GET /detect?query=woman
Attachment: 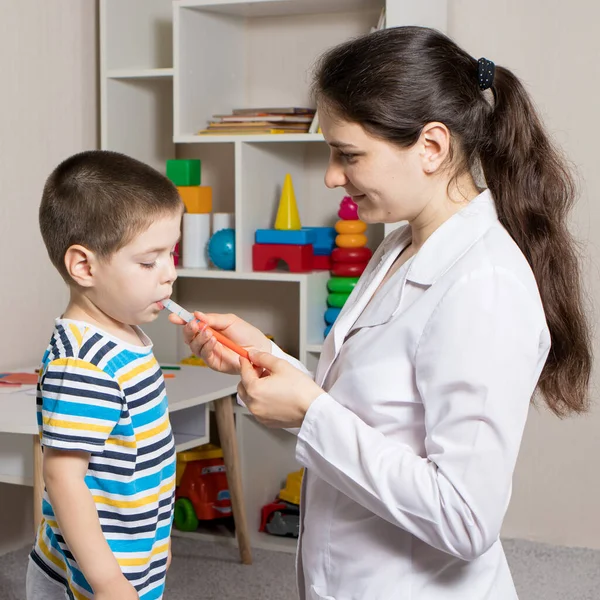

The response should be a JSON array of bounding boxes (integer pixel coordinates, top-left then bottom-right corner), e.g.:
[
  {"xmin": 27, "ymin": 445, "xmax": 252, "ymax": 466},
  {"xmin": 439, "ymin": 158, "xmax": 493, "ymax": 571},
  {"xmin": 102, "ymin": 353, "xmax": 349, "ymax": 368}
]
[{"xmin": 171, "ymin": 27, "xmax": 591, "ymax": 600}]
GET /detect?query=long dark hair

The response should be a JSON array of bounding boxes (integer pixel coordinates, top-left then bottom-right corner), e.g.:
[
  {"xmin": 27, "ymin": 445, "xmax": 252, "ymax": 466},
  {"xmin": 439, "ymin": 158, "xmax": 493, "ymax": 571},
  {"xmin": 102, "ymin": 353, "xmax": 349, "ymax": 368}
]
[{"xmin": 313, "ymin": 26, "xmax": 592, "ymax": 417}]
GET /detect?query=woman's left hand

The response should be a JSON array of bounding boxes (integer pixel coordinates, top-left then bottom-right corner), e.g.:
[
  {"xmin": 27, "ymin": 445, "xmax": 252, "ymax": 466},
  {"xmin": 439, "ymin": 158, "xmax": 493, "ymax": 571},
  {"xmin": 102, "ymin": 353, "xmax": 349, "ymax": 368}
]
[{"xmin": 238, "ymin": 350, "xmax": 324, "ymax": 429}]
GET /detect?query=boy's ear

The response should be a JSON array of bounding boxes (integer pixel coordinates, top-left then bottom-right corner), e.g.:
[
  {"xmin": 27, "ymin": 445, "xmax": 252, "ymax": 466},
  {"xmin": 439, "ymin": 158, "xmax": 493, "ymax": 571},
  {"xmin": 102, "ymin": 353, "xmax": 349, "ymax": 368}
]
[{"xmin": 64, "ymin": 245, "xmax": 97, "ymax": 288}]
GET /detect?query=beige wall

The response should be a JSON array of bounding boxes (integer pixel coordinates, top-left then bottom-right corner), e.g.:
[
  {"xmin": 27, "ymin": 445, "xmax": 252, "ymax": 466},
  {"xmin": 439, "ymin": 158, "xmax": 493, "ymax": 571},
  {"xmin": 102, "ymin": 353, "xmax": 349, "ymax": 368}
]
[
  {"xmin": 449, "ymin": 0, "xmax": 600, "ymax": 548},
  {"xmin": 0, "ymin": 0, "xmax": 598, "ymax": 557},
  {"xmin": 0, "ymin": 1, "xmax": 98, "ymax": 554}
]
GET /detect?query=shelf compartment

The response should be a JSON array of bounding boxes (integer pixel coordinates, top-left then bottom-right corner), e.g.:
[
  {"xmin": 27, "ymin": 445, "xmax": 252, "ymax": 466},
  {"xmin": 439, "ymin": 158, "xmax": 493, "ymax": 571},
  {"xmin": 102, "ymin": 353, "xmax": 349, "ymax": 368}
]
[
  {"xmin": 102, "ymin": 0, "xmax": 173, "ymax": 71},
  {"xmin": 107, "ymin": 68, "xmax": 173, "ymax": 79}
]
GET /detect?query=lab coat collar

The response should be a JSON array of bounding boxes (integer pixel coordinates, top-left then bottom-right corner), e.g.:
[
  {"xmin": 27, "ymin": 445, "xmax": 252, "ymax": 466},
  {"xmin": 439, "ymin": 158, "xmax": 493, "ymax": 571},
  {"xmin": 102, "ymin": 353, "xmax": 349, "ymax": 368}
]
[{"xmin": 406, "ymin": 189, "xmax": 498, "ymax": 286}]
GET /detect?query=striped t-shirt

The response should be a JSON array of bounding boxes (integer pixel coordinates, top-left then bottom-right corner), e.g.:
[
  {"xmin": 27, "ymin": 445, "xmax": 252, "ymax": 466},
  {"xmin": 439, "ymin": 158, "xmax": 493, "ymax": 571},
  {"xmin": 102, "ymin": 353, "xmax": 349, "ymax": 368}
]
[{"xmin": 31, "ymin": 318, "xmax": 176, "ymax": 600}]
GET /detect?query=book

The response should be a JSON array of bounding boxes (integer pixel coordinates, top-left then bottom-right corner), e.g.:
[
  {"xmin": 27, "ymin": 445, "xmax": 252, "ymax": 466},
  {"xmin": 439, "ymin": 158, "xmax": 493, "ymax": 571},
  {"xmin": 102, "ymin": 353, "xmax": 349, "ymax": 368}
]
[
  {"xmin": 216, "ymin": 115, "xmax": 314, "ymax": 123},
  {"xmin": 231, "ymin": 107, "xmax": 315, "ymax": 115},
  {"xmin": 207, "ymin": 121, "xmax": 309, "ymax": 130},
  {"xmin": 196, "ymin": 128, "xmax": 309, "ymax": 135}
]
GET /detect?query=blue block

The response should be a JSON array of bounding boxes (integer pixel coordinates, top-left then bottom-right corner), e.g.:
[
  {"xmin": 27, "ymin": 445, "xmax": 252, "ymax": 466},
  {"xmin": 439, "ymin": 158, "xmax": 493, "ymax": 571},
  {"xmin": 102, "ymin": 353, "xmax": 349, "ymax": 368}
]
[
  {"xmin": 255, "ymin": 229, "xmax": 316, "ymax": 245},
  {"xmin": 303, "ymin": 227, "xmax": 336, "ymax": 255}
]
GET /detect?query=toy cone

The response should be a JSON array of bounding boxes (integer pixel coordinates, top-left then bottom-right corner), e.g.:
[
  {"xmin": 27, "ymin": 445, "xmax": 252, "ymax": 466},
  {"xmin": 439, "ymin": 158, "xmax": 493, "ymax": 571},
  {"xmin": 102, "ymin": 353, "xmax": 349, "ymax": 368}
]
[{"xmin": 275, "ymin": 174, "xmax": 301, "ymax": 230}]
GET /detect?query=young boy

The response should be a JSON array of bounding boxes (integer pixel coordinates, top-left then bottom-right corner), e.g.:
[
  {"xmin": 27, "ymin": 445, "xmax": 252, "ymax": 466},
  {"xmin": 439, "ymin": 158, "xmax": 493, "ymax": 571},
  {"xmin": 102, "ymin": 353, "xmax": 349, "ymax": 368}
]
[{"xmin": 27, "ymin": 150, "xmax": 184, "ymax": 600}]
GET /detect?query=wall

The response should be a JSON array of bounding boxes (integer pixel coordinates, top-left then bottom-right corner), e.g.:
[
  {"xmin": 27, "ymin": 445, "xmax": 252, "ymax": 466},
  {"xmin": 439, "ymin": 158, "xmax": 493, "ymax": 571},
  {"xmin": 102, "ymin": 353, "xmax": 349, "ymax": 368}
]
[
  {"xmin": 448, "ymin": 0, "xmax": 600, "ymax": 548},
  {"xmin": 0, "ymin": 0, "xmax": 98, "ymax": 554}
]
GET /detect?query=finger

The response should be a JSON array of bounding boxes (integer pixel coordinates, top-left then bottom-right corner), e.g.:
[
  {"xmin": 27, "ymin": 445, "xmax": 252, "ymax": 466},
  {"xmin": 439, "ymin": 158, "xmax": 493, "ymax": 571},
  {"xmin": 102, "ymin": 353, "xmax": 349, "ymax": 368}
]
[
  {"xmin": 237, "ymin": 382, "xmax": 249, "ymax": 406},
  {"xmin": 193, "ymin": 312, "xmax": 236, "ymax": 332},
  {"xmin": 168, "ymin": 314, "xmax": 186, "ymax": 326},
  {"xmin": 247, "ymin": 349, "xmax": 281, "ymax": 372},
  {"xmin": 239, "ymin": 356, "xmax": 259, "ymax": 387}
]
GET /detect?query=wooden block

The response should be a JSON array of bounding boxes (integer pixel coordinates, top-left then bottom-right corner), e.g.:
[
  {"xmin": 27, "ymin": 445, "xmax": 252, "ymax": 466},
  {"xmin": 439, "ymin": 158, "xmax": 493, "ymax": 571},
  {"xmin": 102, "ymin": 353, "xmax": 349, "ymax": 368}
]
[{"xmin": 167, "ymin": 159, "xmax": 201, "ymax": 186}]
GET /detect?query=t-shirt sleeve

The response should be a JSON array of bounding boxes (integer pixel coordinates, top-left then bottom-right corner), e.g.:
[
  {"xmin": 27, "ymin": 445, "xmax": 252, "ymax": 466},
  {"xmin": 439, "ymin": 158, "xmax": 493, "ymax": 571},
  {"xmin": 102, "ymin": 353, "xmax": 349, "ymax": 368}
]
[{"xmin": 40, "ymin": 358, "xmax": 124, "ymax": 453}]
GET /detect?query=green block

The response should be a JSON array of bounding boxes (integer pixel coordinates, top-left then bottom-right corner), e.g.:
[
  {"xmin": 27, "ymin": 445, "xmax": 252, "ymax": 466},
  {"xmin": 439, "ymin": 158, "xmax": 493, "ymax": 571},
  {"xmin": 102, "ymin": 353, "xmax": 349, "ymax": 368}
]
[{"xmin": 166, "ymin": 159, "xmax": 201, "ymax": 186}]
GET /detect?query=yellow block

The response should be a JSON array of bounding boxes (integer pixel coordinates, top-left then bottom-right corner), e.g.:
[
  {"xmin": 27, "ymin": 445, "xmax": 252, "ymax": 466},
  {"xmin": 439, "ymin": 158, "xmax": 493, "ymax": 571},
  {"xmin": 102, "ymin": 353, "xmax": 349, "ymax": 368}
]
[
  {"xmin": 178, "ymin": 186, "xmax": 212, "ymax": 214},
  {"xmin": 336, "ymin": 233, "xmax": 368, "ymax": 248},
  {"xmin": 335, "ymin": 219, "xmax": 367, "ymax": 234}
]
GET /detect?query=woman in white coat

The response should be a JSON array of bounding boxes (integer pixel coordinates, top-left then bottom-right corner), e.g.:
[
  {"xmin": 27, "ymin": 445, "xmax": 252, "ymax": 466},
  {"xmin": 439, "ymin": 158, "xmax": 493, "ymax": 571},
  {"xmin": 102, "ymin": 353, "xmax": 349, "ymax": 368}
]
[{"xmin": 171, "ymin": 27, "xmax": 592, "ymax": 600}]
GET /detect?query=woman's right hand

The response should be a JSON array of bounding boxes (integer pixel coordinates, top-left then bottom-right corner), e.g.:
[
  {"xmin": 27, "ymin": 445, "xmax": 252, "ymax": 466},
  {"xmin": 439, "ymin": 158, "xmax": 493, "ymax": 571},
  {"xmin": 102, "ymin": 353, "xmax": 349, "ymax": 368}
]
[{"xmin": 169, "ymin": 312, "xmax": 271, "ymax": 375}]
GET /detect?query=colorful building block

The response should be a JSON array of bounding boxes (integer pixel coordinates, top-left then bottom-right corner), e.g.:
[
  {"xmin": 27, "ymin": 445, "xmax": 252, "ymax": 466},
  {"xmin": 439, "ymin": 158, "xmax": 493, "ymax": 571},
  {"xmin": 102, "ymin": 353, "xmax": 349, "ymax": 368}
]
[
  {"xmin": 302, "ymin": 227, "xmax": 336, "ymax": 255},
  {"xmin": 312, "ymin": 254, "xmax": 332, "ymax": 270},
  {"xmin": 324, "ymin": 307, "xmax": 341, "ymax": 325},
  {"xmin": 178, "ymin": 186, "xmax": 212, "ymax": 213},
  {"xmin": 274, "ymin": 174, "xmax": 301, "ymax": 230},
  {"xmin": 255, "ymin": 229, "xmax": 316, "ymax": 245},
  {"xmin": 167, "ymin": 159, "xmax": 201, "ymax": 186},
  {"xmin": 331, "ymin": 262, "xmax": 369, "ymax": 277},
  {"xmin": 252, "ymin": 243, "xmax": 313, "ymax": 273},
  {"xmin": 332, "ymin": 247, "xmax": 372, "ymax": 263}
]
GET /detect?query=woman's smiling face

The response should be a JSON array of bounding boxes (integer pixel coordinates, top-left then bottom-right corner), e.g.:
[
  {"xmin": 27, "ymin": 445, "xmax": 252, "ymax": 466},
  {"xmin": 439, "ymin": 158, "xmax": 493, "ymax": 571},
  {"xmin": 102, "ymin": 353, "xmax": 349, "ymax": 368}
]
[{"xmin": 319, "ymin": 108, "xmax": 431, "ymax": 225}]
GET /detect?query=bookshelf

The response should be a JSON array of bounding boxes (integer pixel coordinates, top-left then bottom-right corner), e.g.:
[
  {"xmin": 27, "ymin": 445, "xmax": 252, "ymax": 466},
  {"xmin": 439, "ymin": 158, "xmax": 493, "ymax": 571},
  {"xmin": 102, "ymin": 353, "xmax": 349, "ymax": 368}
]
[{"xmin": 100, "ymin": 0, "xmax": 447, "ymax": 553}]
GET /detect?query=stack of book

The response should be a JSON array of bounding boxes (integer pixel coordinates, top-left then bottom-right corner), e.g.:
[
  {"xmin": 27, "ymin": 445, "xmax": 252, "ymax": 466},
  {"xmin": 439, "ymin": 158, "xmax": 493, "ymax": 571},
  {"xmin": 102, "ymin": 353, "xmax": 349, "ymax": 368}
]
[{"xmin": 197, "ymin": 107, "xmax": 316, "ymax": 135}]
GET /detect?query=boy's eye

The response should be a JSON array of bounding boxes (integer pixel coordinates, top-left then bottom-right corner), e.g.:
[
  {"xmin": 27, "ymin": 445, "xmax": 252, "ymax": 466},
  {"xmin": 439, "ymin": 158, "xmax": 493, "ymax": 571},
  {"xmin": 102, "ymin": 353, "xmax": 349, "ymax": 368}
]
[{"xmin": 141, "ymin": 261, "xmax": 157, "ymax": 269}]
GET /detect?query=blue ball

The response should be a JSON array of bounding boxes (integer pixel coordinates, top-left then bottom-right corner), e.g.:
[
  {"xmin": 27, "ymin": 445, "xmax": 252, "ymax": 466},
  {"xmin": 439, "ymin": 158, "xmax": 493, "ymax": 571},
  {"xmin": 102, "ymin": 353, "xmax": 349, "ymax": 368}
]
[{"xmin": 208, "ymin": 228, "xmax": 235, "ymax": 270}]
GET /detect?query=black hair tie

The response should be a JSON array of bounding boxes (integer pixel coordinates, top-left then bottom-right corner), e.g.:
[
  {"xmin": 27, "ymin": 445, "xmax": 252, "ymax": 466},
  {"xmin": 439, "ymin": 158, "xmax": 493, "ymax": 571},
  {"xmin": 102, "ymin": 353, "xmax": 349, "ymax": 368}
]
[{"xmin": 478, "ymin": 57, "xmax": 495, "ymax": 90}]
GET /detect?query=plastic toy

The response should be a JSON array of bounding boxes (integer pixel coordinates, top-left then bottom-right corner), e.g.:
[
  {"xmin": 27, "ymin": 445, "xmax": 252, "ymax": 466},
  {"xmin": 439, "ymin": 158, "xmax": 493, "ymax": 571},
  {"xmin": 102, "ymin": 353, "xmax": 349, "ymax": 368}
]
[
  {"xmin": 338, "ymin": 195, "xmax": 359, "ymax": 220},
  {"xmin": 327, "ymin": 276, "xmax": 359, "ymax": 294},
  {"xmin": 334, "ymin": 219, "xmax": 367, "ymax": 234},
  {"xmin": 274, "ymin": 173, "xmax": 301, "ymax": 230},
  {"xmin": 255, "ymin": 228, "xmax": 315, "ymax": 245},
  {"xmin": 302, "ymin": 226, "xmax": 336, "ymax": 255},
  {"xmin": 260, "ymin": 469, "xmax": 304, "ymax": 538},
  {"xmin": 167, "ymin": 159, "xmax": 201, "ymax": 186},
  {"xmin": 332, "ymin": 247, "xmax": 372, "ymax": 263},
  {"xmin": 252, "ymin": 243, "xmax": 313, "ymax": 273},
  {"xmin": 335, "ymin": 233, "xmax": 368, "ymax": 248},
  {"xmin": 324, "ymin": 307, "xmax": 342, "ymax": 325},
  {"xmin": 174, "ymin": 444, "xmax": 232, "ymax": 531},
  {"xmin": 328, "ymin": 292, "xmax": 350, "ymax": 308},
  {"xmin": 331, "ymin": 262, "xmax": 369, "ymax": 277},
  {"xmin": 208, "ymin": 228, "xmax": 235, "ymax": 270},
  {"xmin": 178, "ymin": 185, "xmax": 212, "ymax": 214},
  {"xmin": 312, "ymin": 254, "xmax": 332, "ymax": 270}
]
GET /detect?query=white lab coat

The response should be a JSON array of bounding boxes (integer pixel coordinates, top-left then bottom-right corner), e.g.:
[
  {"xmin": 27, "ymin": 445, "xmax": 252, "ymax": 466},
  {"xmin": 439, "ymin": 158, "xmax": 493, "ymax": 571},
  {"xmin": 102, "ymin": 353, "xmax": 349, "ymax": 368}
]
[{"xmin": 272, "ymin": 190, "xmax": 551, "ymax": 600}]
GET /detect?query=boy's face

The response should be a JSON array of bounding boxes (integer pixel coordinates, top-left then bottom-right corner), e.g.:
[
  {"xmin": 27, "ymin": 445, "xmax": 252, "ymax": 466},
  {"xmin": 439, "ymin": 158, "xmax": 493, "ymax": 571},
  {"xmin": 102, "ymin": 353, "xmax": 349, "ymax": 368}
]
[{"xmin": 89, "ymin": 212, "xmax": 181, "ymax": 326}]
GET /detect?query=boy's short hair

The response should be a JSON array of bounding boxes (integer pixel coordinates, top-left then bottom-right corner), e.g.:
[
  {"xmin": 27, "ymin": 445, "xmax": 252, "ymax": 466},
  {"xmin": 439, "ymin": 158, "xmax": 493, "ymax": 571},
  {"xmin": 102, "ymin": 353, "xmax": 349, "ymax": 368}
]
[{"xmin": 40, "ymin": 150, "xmax": 183, "ymax": 282}]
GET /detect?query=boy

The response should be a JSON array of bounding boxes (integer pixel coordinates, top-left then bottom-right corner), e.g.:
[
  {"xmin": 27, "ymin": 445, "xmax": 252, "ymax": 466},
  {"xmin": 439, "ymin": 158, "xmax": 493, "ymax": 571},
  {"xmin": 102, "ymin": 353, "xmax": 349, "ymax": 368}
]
[{"xmin": 27, "ymin": 150, "xmax": 184, "ymax": 600}]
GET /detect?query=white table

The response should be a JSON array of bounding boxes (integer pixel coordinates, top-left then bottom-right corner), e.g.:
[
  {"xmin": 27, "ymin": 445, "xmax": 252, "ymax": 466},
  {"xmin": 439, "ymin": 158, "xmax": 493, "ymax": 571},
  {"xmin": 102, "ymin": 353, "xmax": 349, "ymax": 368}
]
[{"xmin": 0, "ymin": 366, "xmax": 252, "ymax": 564}]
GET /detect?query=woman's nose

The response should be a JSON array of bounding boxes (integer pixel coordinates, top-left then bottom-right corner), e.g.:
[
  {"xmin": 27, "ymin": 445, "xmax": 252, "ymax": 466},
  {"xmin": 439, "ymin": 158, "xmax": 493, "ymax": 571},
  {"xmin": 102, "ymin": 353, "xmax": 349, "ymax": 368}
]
[{"xmin": 324, "ymin": 161, "xmax": 348, "ymax": 189}]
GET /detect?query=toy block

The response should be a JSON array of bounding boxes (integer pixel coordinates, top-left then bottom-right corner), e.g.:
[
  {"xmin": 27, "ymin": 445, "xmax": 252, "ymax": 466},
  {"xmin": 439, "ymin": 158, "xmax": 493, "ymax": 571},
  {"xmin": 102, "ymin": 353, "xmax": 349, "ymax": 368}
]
[
  {"xmin": 327, "ymin": 276, "xmax": 359, "ymax": 293},
  {"xmin": 178, "ymin": 186, "xmax": 212, "ymax": 213},
  {"xmin": 324, "ymin": 324, "xmax": 333, "ymax": 337},
  {"xmin": 167, "ymin": 159, "xmax": 201, "ymax": 186},
  {"xmin": 302, "ymin": 227, "xmax": 336, "ymax": 255},
  {"xmin": 252, "ymin": 243, "xmax": 313, "ymax": 273},
  {"xmin": 274, "ymin": 174, "xmax": 301, "ymax": 230},
  {"xmin": 312, "ymin": 254, "xmax": 332, "ymax": 270},
  {"xmin": 255, "ymin": 228, "xmax": 316, "ymax": 245},
  {"xmin": 338, "ymin": 196, "xmax": 359, "ymax": 220},
  {"xmin": 332, "ymin": 247, "xmax": 372, "ymax": 263}
]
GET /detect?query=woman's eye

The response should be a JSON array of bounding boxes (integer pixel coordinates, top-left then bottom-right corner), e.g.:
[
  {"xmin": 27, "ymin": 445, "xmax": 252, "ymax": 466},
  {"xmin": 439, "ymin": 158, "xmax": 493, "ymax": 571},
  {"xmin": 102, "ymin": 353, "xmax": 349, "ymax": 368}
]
[{"xmin": 339, "ymin": 152, "xmax": 358, "ymax": 163}]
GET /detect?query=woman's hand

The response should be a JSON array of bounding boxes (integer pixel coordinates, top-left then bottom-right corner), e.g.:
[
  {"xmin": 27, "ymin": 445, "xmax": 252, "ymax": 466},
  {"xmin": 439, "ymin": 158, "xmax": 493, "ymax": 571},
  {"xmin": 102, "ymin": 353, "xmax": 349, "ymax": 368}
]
[
  {"xmin": 168, "ymin": 312, "xmax": 271, "ymax": 375},
  {"xmin": 238, "ymin": 350, "xmax": 324, "ymax": 428}
]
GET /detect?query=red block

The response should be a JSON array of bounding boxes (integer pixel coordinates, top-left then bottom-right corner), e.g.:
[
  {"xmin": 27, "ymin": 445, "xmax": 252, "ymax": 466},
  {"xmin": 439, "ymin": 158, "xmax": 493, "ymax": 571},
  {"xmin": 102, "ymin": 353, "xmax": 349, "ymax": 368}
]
[
  {"xmin": 331, "ymin": 261, "xmax": 369, "ymax": 277},
  {"xmin": 332, "ymin": 247, "xmax": 372, "ymax": 264},
  {"xmin": 252, "ymin": 243, "xmax": 313, "ymax": 273},
  {"xmin": 312, "ymin": 254, "xmax": 332, "ymax": 270}
]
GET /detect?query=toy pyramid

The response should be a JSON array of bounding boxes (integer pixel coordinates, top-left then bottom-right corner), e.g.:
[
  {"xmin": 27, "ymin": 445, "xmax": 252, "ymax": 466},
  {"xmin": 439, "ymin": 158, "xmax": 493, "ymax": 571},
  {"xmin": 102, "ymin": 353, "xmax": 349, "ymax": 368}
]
[{"xmin": 274, "ymin": 174, "xmax": 301, "ymax": 230}]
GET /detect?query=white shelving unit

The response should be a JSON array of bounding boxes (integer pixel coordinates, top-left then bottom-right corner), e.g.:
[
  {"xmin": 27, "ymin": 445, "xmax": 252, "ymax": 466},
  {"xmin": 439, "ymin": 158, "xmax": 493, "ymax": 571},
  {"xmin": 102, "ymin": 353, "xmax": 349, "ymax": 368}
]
[{"xmin": 100, "ymin": 0, "xmax": 446, "ymax": 553}]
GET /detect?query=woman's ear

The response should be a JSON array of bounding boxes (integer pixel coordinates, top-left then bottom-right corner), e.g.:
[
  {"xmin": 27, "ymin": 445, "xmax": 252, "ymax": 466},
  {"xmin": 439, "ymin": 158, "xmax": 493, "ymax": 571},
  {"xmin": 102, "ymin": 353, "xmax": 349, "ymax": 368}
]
[
  {"xmin": 64, "ymin": 245, "xmax": 97, "ymax": 288},
  {"xmin": 418, "ymin": 121, "xmax": 451, "ymax": 174}
]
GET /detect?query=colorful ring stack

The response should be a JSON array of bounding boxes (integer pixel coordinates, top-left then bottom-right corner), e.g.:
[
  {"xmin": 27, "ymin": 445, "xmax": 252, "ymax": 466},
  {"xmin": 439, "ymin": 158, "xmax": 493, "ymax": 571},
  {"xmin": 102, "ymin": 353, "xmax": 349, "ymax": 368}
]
[{"xmin": 324, "ymin": 196, "xmax": 372, "ymax": 337}]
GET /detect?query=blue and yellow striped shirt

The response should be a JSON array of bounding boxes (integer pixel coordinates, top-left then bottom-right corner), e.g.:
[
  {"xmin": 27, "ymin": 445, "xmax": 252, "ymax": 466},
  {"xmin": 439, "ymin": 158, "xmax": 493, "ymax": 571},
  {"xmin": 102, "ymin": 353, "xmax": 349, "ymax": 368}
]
[{"xmin": 31, "ymin": 319, "xmax": 176, "ymax": 600}]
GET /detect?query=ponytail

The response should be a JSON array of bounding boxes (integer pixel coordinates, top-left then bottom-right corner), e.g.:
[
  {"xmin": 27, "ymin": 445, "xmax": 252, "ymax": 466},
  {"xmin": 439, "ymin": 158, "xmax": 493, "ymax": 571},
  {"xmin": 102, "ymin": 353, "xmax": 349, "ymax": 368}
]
[{"xmin": 480, "ymin": 67, "xmax": 592, "ymax": 416}]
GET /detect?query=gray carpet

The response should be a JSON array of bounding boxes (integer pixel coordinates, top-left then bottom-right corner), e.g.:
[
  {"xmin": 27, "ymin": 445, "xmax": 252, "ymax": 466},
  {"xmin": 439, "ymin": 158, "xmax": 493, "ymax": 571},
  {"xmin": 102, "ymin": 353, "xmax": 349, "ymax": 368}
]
[{"xmin": 1, "ymin": 537, "xmax": 599, "ymax": 599}]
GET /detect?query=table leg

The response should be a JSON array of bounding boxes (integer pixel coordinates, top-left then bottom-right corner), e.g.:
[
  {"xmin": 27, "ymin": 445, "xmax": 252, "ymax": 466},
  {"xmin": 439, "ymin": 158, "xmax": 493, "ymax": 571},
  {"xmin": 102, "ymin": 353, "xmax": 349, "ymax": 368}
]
[
  {"xmin": 214, "ymin": 396, "xmax": 252, "ymax": 565},
  {"xmin": 33, "ymin": 435, "xmax": 43, "ymax": 536}
]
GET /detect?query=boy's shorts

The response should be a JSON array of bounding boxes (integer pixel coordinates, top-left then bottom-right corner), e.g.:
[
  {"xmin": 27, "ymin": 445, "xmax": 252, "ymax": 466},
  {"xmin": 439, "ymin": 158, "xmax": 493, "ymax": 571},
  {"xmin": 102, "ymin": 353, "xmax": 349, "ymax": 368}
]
[{"xmin": 26, "ymin": 558, "xmax": 69, "ymax": 600}]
